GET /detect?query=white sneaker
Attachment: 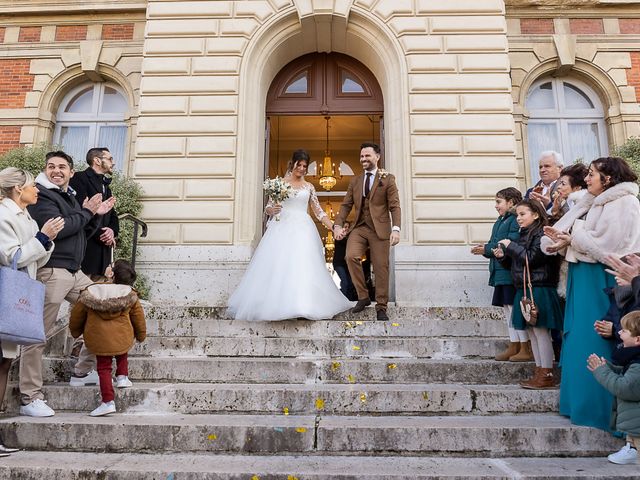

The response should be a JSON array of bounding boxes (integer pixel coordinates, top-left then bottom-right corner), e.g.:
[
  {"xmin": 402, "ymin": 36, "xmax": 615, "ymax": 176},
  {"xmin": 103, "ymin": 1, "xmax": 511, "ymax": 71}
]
[
  {"xmin": 20, "ymin": 399, "xmax": 55, "ymax": 417},
  {"xmin": 70, "ymin": 369, "xmax": 99, "ymax": 387},
  {"xmin": 89, "ymin": 401, "xmax": 116, "ymax": 417},
  {"xmin": 116, "ymin": 375, "xmax": 133, "ymax": 388},
  {"xmin": 608, "ymin": 442, "xmax": 638, "ymax": 465}
]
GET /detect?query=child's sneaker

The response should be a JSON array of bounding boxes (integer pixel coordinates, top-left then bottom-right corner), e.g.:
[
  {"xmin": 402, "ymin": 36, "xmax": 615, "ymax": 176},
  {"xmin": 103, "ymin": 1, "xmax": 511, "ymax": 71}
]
[
  {"xmin": 70, "ymin": 369, "xmax": 99, "ymax": 387},
  {"xmin": 89, "ymin": 401, "xmax": 116, "ymax": 417},
  {"xmin": 116, "ymin": 375, "xmax": 133, "ymax": 388},
  {"xmin": 608, "ymin": 442, "xmax": 638, "ymax": 465}
]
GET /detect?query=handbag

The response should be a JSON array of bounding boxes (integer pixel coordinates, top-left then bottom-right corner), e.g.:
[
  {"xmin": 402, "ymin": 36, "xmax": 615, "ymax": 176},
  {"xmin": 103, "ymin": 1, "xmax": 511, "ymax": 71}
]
[
  {"xmin": 0, "ymin": 249, "xmax": 46, "ymax": 345},
  {"xmin": 519, "ymin": 255, "xmax": 539, "ymax": 326}
]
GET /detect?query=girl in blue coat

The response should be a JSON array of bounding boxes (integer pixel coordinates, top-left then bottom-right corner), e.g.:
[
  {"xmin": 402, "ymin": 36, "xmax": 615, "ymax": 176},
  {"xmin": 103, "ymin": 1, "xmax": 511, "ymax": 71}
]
[{"xmin": 472, "ymin": 187, "xmax": 531, "ymax": 361}]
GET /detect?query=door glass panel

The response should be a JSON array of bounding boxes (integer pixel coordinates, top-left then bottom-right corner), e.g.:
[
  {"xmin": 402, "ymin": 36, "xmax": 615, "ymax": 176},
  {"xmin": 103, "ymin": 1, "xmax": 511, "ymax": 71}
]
[
  {"xmin": 567, "ymin": 123, "xmax": 600, "ymax": 164},
  {"xmin": 284, "ymin": 72, "xmax": 308, "ymax": 94},
  {"xmin": 526, "ymin": 82, "xmax": 555, "ymax": 110},
  {"xmin": 528, "ymin": 122, "xmax": 561, "ymax": 182},
  {"xmin": 58, "ymin": 126, "xmax": 90, "ymax": 165},
  {"xmin": 65, "ymin": 87, "xmax": 94, "ymax": 113},
  {"xmin": 101, "ymin": 86, "xmax": 128, "ymax": 114},
  {"xmin": 98, "ymin": 126, "xmax": 127, "ymax": 170},
  {"xmin": 341, "ymin": 70, "xmax": 366, "ymax": 94},
  {"xmin": 563, "ymin": 83, "xmax": 594, "ymax": 110}
]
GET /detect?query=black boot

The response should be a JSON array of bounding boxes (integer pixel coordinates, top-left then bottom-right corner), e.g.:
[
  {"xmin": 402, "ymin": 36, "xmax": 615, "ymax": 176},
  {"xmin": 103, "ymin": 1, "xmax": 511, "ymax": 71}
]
[{"xmin": 351, "ymin": 298, "xmax": 371, "ymax": 313}]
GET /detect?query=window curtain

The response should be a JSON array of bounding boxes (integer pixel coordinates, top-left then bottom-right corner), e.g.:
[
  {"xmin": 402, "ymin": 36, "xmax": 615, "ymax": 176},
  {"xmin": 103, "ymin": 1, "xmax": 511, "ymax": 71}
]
[
  {"xmin": 567, "ymin": 123, "xmax": 600, "ymax": 164},
  {"xmin": 58, "ymin": 126, "xmax": 90, "ymax": 167},
  {"xmin": 527, "ymin": 122, "xmax": 560, "ymax": 183},
  {"xmin": 98, "ymin": 126, "xmax": 127, "ymax": 171}
]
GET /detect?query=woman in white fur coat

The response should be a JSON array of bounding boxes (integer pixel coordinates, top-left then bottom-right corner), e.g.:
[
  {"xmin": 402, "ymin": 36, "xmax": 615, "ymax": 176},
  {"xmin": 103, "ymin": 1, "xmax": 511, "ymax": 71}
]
[
  {"xmin": 0, "ymin": 167, "xmax": 63, "ymax": 453},
  {"xmin": 542, "ymin": 156, "xmax": 640, "ymax": 432}
]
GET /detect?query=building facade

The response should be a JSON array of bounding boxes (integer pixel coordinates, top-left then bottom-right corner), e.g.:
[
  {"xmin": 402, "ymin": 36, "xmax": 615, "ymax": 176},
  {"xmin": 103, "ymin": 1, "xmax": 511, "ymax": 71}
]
[{"xmin": 1, "ymin": 0, "xmax": 639, "ymax": 305}]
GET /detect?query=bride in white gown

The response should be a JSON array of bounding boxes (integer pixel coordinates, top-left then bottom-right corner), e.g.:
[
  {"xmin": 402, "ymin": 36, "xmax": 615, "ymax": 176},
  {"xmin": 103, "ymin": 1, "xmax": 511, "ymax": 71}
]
[{"xmin": 228, "ymin": 150, "xmax": 353, "ymax": 321}]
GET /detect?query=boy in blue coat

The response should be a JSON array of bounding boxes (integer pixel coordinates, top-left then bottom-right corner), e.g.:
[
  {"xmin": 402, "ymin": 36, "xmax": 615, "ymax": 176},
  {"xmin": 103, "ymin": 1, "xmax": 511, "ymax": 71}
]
[{"xmin": 588, "ymin": 310, "xmax": 640, "ymax": 465}]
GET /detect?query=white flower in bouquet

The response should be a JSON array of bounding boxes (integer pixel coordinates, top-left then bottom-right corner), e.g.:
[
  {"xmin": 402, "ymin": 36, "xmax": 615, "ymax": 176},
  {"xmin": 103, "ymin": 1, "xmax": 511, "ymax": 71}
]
[{"xmin": 263, "ymin": 176, "xmax": 293, "ymax": 221}]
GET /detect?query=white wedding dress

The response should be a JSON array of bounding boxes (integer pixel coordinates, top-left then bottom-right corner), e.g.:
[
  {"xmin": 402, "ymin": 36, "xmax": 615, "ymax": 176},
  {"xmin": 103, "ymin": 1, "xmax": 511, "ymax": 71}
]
[{"xmin": 227, "ymin": 182, "xmax": 353, "ymax": 321}]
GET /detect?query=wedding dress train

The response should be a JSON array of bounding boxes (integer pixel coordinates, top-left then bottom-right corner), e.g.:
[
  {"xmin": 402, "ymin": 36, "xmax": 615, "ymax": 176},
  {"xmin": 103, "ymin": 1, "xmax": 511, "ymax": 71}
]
[{"xmin": 227, "ymin": 183, "xmax": 353, "ymax": 321}]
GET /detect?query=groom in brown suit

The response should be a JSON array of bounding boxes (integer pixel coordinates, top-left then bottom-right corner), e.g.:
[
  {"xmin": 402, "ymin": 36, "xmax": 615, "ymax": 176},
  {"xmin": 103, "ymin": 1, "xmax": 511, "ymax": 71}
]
[{"xmin": 333, "ymin": 143, "xmax": 401, "ymax": 321}]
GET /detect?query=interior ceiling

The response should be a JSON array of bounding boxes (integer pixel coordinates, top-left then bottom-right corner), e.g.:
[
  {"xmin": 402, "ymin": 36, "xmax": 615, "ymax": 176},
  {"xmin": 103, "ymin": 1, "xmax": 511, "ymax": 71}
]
[{"xmin": 270, "ymin": 115, "xmax": 380, "ymax": 143}]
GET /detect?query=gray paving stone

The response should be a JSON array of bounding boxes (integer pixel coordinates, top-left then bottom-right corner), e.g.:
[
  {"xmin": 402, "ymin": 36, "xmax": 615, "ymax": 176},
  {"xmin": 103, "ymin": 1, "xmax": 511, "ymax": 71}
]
[{"xmin": 2, "ymin": 452, "xmax": 637, "ymax": 479}]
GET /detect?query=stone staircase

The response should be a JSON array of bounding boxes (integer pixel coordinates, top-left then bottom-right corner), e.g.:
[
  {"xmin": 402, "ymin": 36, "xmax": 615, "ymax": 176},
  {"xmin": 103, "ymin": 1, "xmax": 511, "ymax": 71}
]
[{"xmin": 0, "ymin": 306, "xmax": 637, "ymax": 479}]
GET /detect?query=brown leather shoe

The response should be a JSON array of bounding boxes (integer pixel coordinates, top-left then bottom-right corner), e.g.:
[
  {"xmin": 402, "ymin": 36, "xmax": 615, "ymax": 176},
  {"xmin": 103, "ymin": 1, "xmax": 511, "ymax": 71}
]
[
  {"xmin": 509, "ymin": 341, "xmax": 534, "ymax": 362},
  {"xmin": 522, "ymin": 368, "xmax": 559, "ymax": 390},
  {"xmin": 519, "ymin": 367, "xmax": 542, "ymax": 388},
  {"xmin": 351, "ymin": 298, "xmax": 371, "ymax": 313},
  {"xmin": 495, "ymin": 342, "xmax": 519, "ymax": 361},
  {"xmin": 376, "ymin": 309, "xmax": 389, "ymax": 321}
]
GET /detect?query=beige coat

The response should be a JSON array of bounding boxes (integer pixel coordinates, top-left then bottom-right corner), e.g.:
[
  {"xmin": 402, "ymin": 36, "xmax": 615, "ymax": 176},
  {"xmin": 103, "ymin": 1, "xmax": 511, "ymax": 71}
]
[
  {"xmin": 69, "ymin": 284, "xmax": 146, "ymax": 357},
  {"xmin": 541, "ymin": 182, "xmax": 640, "ymax": 263},
  {"xmin": 0, "ymin": 197, "xmax": 53, "ymax": 358}
]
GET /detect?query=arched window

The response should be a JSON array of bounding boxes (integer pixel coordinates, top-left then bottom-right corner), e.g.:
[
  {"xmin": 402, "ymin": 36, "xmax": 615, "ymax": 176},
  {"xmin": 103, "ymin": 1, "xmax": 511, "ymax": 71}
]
[
  {"xmin": 526, "ymin": 77, "xmax": 608, "ymax": 182},
  {"xmin": 53, "ymin": 82, "xmax": 128, "ymax": 170}
]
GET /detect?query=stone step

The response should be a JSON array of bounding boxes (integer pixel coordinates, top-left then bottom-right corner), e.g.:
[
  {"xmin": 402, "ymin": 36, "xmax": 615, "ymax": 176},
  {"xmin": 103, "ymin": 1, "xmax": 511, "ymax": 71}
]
[
  {"xmin": 1, "ymin": 452, "xmax": 638, "ymax": 479},
  {"xmin": 5, "ymin": 383, "xmax": 559, "ymax": 415},
  {"xmin": 126, "ymin": 336, "xmax": 508, "ymax": 358},
  {"xmin": 38, "ymin": 357, "xmax": 536, "ymax": 385},
  {"xmin": 143, "ymin": 316, "xmax": 509, "ymax": 338},
  {"xmin": 145, "ymin": 306, "xmax": 506, "ymax": 324},
  {"xmin": 0, "ymin": 413, "xmax": 621, "ymax": 457}
]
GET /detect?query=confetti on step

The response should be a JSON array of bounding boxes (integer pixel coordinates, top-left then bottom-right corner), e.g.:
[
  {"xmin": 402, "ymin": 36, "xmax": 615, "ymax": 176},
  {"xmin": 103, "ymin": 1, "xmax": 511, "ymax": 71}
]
[
  {"xmin": 360, "ymin": 392, "xmax": 367, "ymax": 403},
  {"xmin": 391, "ymin": 322, "xmax": 400, "ymax": 327},
  {"xmin": 352, "ymin": 345, "xmax": 361, "ymax": 351},
  {"xmin": 315, "ymin": 398, "xmax": 325, "ymax": 410},
  {"xmin": 207, "ymin": 434, "xmax": 217, "ymax": 441},
  {"xmin": 167, "ymin": 474, "xmax": 175, "ymax": 480},
  {"xmin": 347, "ymin": 374, "xmax": 356, "ymax": 383},
  {"xmin": 274, "ymin": 427, "xmax": 284, "ymax": 433},
  {"xmin": 344, "ymin": 321, "xmax": 353, "ymax": 328},
  {"xmin": 251, "ymin": 476, "xmax": 260, "ymax": 480},
  {"xmin": 355, "ymin": 321, "xmax": 363, "ymax": 325},
  {"xmin": 331, "ymin": 361, "xmax": 342, "ymax": 371},
  {"xmin": 296, "ymin": 427, "xmax": 307, "ymax": 433},
  {"xmin": 288, "ymin": 476, "xmax": 299, "ymax": 480},
  {"xmin": 422, "ymin": 392, "xmax": 429, "ymax": 400},
  {"xmin": 387, "ymin": 363, "xmax": 397, "ymax": 370},
  {"xmin": 283, "ymin": 407, "xmax": 289, "ymax": 416}
]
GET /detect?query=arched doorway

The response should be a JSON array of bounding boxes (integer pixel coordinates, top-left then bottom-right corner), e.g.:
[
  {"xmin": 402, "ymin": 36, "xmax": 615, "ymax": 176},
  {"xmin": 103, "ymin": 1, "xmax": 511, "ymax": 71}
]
[{"xmin": 265, "ymin": 53, "xmax": 384, "ymax": 254}]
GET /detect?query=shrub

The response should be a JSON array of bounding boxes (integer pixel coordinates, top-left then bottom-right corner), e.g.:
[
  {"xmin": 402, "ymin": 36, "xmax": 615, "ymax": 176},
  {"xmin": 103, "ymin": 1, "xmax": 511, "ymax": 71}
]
[
  {"xmin": 0, "ymin": 144, "xmax": 149, "ymax": 298},
  {"xmin": 614, "ymin": 136, "xmax": 640, "ymax": 182}
]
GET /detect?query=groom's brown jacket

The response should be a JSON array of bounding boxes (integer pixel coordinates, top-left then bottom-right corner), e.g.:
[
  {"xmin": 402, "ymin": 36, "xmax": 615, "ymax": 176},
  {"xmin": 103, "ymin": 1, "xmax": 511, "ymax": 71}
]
[{"xmin": 335, "ymin": 171, "xmax": 401, "ymax": 240}]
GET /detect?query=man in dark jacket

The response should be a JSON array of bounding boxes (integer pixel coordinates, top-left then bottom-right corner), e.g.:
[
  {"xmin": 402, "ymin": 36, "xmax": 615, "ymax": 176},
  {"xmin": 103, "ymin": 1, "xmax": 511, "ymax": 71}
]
[
  {"xmin": 19, "ymin": 151, "xmax": 115, "ymax": 418},
  {"xmin": 70, "ymin": 147, "xmax": 119, "ymax": 280}
]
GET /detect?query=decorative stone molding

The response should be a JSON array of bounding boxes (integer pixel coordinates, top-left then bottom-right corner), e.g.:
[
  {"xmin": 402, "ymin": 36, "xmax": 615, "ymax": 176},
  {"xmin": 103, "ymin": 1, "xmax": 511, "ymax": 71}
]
[
  {"xmin": 552, "ymin": 34, "xmax": 577, "ymax": 75},
  {"xmin": 295, "ymin": 0, "xmax": 354, "ymax": 52},
  {"xmin": 80, "ymin": 40, "xmax": 103, "ymax": 81},
  {"xmin": 506, "ymin": 0, "xmax": 640, "ymax": 6}
]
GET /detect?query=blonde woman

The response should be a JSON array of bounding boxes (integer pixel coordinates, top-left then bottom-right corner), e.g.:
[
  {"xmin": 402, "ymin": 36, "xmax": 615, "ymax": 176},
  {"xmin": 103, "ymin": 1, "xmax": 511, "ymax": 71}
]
[{"xmin": 0, "ymin": 167, "xmax": 63, "ymax": 445}]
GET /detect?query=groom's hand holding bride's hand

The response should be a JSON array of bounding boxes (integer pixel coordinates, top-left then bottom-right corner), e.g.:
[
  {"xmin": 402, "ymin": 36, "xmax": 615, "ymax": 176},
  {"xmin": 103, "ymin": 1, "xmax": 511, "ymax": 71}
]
[{"xmin": 333, "ymin": 224, "xmax": 344, "ymax": 240}]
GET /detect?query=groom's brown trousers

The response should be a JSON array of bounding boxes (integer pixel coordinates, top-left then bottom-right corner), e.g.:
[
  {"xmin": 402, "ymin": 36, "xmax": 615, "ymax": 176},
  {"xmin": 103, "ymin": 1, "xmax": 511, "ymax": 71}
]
[{"xmin": 346, "ymin": 195, "xmax": 390, "ymax": 311}]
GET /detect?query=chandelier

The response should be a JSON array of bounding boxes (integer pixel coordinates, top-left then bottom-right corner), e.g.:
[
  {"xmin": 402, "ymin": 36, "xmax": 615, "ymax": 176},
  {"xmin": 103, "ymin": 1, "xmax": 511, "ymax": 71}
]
[{"xmin": 318, "ymin": 116, "xmax": 342, "ymax": 191}]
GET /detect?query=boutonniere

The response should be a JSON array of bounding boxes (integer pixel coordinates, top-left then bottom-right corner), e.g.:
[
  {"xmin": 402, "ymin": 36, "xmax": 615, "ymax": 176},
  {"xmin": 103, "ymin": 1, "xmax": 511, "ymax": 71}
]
[{"xmin": 377, "ymin": 169, "xmax": 390, "ymax": 186}]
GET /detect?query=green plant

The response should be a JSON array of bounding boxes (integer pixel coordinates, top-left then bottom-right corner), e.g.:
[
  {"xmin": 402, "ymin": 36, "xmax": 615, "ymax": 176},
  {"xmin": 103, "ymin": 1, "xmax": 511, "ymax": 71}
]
[
  {"xmin": 0, "ymin": 144, "xmax": 149, "ymax": 298},
  {"xmin": 0, "ymin": 143, "xmax": 49, "ymax": 174},
  {"xmin": 614, "ymin": 136, "xmax": 640, "ymax": 182}
]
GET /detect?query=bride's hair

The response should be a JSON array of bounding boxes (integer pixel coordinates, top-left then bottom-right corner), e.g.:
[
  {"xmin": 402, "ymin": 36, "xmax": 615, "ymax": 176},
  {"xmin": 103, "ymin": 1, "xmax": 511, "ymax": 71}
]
[{"xmin": 286, "ymin": 149, "xmax": 310, "ymax": 174}]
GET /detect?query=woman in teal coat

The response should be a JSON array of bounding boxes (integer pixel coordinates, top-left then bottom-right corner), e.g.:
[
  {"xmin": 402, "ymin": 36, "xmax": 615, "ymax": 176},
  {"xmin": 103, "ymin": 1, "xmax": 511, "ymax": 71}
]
[
  {"xmin": 543, "ymin": 157, "xmax": 640, "ymax": 431},
  {"xmin": 472, "ymin": 187, "xmax": 530, "ymax": 361}
]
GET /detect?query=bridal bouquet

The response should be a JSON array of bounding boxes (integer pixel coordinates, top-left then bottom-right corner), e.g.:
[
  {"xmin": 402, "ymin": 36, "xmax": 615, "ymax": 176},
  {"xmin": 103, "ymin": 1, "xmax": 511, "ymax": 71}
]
[{"xmin": 263, "ymin": 176, "xmax": 292, "ymax": 221}]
